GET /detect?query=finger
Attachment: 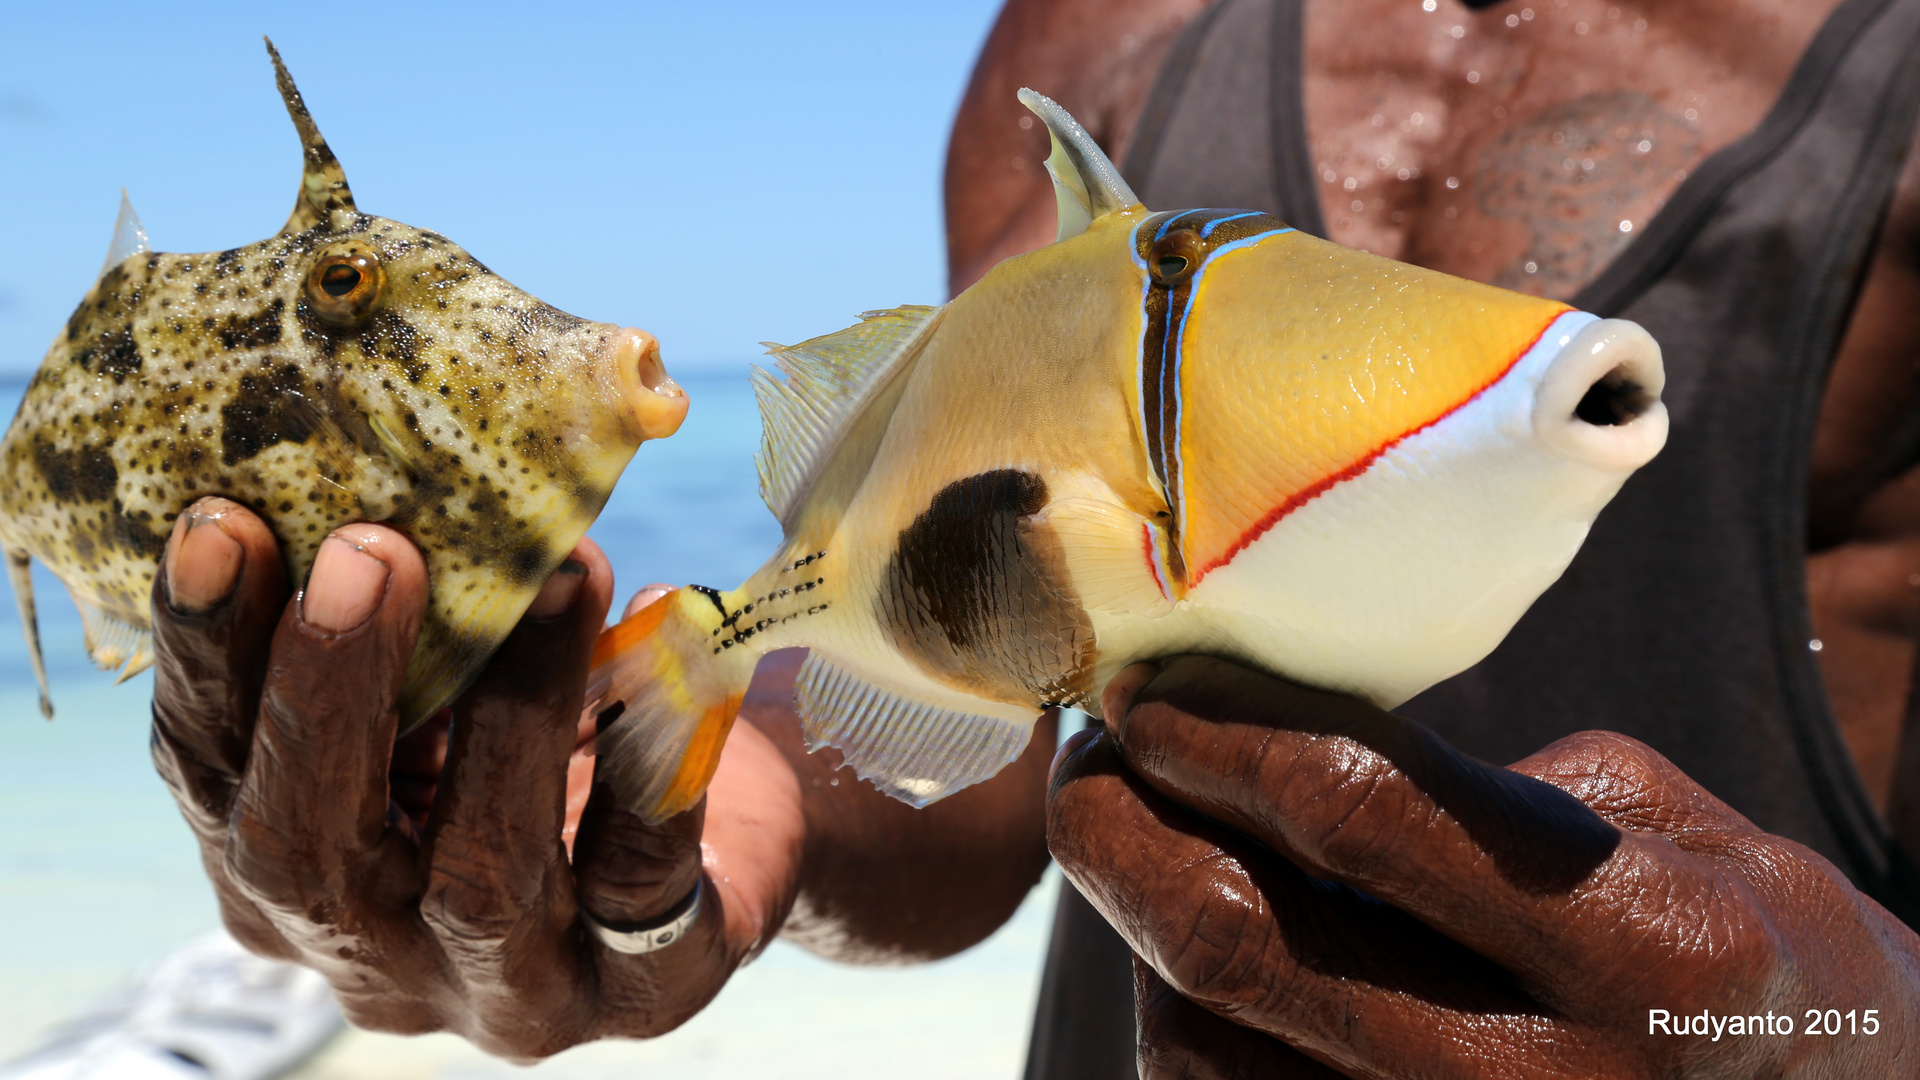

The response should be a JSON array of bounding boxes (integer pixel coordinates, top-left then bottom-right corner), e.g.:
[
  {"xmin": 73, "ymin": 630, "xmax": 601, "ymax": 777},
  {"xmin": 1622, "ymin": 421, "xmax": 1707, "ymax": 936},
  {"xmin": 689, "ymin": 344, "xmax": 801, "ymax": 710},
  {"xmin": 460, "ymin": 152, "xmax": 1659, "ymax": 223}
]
[
  {"xmin": 622, "ymin": 582, "xmax": 675, "ymax": 619},
  {"xmin": 1134, "ymin": 957, "xmax": 1351, "ymax": 1079},
  {"xmin": 1107, "ymin": 655, "xmax": 1638, "ymax": 982},
  {"xmin": 1048, "ymin": 729, "xmax": 1573, "ymax": 1076},
  {"xmin": 417, "ymin": 538, "xmax": 614, "ymax": 1048},
  {"xmin": 225, "ymin": 524, "xmax": 432, "ymax": 959},
  {"xmin": 149, "ymin": 498, "xmax": 290, "ymax": 838}
]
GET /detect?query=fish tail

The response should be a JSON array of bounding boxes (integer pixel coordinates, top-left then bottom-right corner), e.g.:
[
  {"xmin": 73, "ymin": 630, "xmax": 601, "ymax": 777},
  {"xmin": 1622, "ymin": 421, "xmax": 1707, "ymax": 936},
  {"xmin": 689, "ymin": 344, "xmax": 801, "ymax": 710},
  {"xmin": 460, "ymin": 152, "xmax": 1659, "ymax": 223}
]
[
  {"xmin": 5, "ymin": 549, "xmax": 53, "ymax": 719},
  {"xmin": 584, "ymin": 586, "xmax": 760, "ymax": 823}
]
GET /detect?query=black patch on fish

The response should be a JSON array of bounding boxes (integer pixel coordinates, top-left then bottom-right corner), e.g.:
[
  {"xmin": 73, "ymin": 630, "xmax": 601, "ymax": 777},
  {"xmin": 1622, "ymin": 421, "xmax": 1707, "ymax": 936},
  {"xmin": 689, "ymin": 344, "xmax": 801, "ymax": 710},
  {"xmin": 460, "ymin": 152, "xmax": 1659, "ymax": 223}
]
[
  {"xmin": 72, "ymin": 325, "xmax": 144, "ymax": 382},
  {"xmin": 218, "ymin": 299, "xmax": 285, "ymax": 351},
  {"xmin": 220, "ymin": 363, "xmax": 317, "ymax": 465},
  {"xmin": 32, "ymin": 439, "xmax": 118, "ymax": 503},
  {"xmin": 111, "ymin": 500, "xmax": 167, "ymax": 559},
  {"xmin": 360, "ymin": 310, "xmax": 430, "ymax": 384},
  {"xmin": 878, "ymin": 470, "xmax": 1094, "ymax": 709}
]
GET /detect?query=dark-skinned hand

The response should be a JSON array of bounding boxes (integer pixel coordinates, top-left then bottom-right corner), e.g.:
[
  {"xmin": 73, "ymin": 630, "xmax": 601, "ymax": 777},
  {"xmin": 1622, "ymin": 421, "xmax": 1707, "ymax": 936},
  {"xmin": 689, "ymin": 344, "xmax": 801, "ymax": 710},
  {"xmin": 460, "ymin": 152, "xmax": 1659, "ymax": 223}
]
[
  {"xmin": 1049, "ymin": 655, "xmax": 1920, "ymax": 1078},
  {"xmin": 147, "ymin": 496, "xmax": 805, "ymax": 1059}
]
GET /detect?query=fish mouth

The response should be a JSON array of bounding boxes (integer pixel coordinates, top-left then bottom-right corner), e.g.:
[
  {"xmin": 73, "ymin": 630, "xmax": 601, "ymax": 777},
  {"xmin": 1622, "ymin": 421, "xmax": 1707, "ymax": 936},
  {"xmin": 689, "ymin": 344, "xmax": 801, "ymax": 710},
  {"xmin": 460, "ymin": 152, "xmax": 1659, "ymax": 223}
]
[
  {"xmin": 1531, "ymin": 317, "xmax": 1668, "ymax": 474},
  {"xmin": 610, "ymin": 328, "xmax": 689, "ymax": 441}
]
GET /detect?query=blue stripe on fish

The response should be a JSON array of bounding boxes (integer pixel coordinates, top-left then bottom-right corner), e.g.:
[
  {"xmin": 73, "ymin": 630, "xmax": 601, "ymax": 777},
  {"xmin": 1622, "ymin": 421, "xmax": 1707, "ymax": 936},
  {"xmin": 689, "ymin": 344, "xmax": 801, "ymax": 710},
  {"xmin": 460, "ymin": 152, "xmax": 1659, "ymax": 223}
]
[{"xmin": 1133, "ymin": 210, "xmax": 1296, "ymax": 580}]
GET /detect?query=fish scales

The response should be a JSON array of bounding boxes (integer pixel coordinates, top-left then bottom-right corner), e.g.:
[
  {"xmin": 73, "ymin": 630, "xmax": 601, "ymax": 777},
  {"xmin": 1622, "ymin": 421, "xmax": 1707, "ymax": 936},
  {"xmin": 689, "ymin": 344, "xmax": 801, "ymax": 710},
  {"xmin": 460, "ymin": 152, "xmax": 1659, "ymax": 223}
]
[
  {"xmin": 1, "ymin": 40, "xmax": 688, "ymax": 723},
  {"xmin": 579, "ymin": 90, "xmax": 1672, "ymax": 826}
]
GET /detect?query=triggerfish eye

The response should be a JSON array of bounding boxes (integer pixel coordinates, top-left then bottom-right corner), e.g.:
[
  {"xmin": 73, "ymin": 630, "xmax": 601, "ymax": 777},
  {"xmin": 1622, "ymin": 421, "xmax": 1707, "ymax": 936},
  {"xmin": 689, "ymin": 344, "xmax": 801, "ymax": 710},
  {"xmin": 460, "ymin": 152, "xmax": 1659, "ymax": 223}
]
[
  {"xmin": 1148, "ymin": 228, "xmax": 1202, "ymax": 286},
  {"xmin": 304, "ymin": 242, "xmax": 385, "ymax": 327}
]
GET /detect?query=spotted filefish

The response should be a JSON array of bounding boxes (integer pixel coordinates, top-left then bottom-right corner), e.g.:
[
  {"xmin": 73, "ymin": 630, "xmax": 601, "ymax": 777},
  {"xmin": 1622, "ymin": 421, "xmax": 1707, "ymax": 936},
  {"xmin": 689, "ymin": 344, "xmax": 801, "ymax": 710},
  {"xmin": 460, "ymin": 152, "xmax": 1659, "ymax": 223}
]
[
  {"xmin": 583, "ymin": 90, "xmax": 1667, "ymax": 822},
  {"xmin": 0, "ymin": 40, "xmax": 688, "ymax": 725}
]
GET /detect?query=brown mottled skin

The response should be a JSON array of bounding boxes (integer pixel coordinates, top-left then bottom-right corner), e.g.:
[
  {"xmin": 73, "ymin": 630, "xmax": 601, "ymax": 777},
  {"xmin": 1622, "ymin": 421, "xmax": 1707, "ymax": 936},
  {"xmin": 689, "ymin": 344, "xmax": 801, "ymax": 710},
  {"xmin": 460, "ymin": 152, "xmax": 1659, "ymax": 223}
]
[
  {"xmin": 2, "ymin": 42, "xmax": 666, "ymax": 726},
  {"xmin": 142, "ymin": 2, "xmax": 1920, "ymax": 1074}
]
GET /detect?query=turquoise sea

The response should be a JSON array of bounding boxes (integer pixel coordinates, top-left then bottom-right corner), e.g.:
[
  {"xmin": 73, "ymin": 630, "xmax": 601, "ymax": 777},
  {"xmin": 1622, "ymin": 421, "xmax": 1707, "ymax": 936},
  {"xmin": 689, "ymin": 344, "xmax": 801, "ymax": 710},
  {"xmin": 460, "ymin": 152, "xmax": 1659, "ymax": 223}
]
[{"xmin": 0, "ymin": 370, "xmax": 1054, "ymax": 1078}]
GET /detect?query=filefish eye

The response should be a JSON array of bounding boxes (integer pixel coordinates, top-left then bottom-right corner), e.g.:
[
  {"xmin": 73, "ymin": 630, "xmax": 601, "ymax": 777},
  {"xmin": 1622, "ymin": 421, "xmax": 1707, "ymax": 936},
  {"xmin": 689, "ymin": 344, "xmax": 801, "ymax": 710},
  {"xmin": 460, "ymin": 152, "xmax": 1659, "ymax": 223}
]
[
  {"xmin": 1148, "ymin": 229, "xmax": 1202, "ymax": 287},
  {"xmin": 305, "ymin": 243, "xmax": 386, "ymax": 328}
]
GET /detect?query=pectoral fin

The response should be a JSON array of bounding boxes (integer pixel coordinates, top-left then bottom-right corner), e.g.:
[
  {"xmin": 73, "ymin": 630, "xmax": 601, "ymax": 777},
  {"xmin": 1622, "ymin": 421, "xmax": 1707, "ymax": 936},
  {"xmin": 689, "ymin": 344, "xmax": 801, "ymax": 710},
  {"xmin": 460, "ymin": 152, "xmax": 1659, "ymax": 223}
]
[
  {"xmin": 6, "ymin": 550, "xmax": 52, "ymax": 718},
  {"xmin": 74, "ymin": 595, "xmax": 153, "ymax": 682},
  {"xmin": 1035, "ymin": 497, "xmax": 1184, "ymax": 616}
]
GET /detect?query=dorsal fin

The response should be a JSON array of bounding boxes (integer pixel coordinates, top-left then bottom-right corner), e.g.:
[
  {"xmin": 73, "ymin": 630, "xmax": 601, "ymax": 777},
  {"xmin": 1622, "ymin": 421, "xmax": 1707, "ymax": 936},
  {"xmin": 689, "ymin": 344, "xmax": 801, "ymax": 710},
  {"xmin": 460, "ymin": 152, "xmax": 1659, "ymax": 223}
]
[
  {"xmin": 752, "ymin": 305, "xmax": 941, "ymax": 527},
  {"xmin": 265, "ymin": 38, "xmax": 356, "ymax": 236},
  {"xmin": 1017, "ymin": 89, "xmax": 1143, "ymax": 242},
  {"xmin": 101, "ymin": 190, "xmax": 149, "ymax": 278}
]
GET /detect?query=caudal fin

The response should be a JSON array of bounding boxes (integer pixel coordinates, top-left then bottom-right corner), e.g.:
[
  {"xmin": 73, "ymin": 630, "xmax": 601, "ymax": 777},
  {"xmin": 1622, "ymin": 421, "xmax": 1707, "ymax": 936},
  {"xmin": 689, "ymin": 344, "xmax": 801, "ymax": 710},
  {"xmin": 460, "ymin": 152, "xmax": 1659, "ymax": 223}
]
[
  {"xmin": 6, "ymin": 550, "xmax": 53, "ymax": 719},
  {"xmin": 584, "ymin": 587, "xmax": 759, "ymax": 823}
]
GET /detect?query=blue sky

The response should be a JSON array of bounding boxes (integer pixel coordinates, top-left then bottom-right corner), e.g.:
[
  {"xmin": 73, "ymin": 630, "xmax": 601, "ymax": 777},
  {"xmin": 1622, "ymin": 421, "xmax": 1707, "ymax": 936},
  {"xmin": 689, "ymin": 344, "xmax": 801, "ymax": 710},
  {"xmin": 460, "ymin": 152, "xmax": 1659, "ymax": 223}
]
[{"xmin": 0, "ymin": 0, "xmax": 1004, "ymax": 380}]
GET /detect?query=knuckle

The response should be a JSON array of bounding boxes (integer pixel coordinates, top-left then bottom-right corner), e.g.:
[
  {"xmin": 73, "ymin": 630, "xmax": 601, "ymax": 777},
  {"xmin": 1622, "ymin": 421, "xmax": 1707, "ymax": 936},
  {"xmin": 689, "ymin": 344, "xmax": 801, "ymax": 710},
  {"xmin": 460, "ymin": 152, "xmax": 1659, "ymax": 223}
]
[
  {"xmin": 1151, "ymin": 856, "xmax": 1280, "ymax": 1008},
  {"xmin": 421, "ymin": 848, "xmax": 549, "ymax": 947},
  {"xmin": 222, "ymin": 813, "xmax": 318, "ymax": 916}
]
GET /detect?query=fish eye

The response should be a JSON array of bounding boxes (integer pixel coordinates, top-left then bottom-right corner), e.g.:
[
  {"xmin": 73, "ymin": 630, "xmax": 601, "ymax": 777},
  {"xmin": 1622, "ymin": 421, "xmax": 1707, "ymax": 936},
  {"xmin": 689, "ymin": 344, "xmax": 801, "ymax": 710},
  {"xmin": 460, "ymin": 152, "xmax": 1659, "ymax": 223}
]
[
  {"xmin": 1148, "ymin": 229, "xmax": 1202, "ymax": 287},
  {"xmin": 305, "ymin": 243, "xmax": 386, "ymax": 329}
]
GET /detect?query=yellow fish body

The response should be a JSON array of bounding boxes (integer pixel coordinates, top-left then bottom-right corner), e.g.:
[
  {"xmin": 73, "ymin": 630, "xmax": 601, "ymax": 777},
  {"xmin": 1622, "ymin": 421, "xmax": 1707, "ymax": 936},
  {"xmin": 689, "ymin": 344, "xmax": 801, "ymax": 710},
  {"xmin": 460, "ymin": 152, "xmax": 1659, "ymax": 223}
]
[
  {"xmin": 587, "ymin": 91, "xmax": 1667, "ymax": 821},
  {"xmin": 0, "ymin": 41, "xmax": 689, "ymax": 725}
]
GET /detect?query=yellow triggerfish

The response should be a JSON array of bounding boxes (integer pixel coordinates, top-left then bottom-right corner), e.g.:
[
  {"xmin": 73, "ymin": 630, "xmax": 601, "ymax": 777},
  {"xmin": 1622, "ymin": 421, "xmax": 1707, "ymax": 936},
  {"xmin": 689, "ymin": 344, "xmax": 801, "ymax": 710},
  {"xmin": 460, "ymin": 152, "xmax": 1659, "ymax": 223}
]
[{"xmin": 586, "ymin": 90, "xmax": 1668, "ymax": 821}]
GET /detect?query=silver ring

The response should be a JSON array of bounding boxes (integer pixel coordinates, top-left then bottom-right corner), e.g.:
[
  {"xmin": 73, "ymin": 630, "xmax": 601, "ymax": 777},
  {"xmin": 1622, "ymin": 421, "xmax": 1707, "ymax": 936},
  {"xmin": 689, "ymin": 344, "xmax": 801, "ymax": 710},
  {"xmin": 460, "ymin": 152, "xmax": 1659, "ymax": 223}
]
[{"xmin": 580, "ymin": 878, "xmax": 703, "ymax": 955}]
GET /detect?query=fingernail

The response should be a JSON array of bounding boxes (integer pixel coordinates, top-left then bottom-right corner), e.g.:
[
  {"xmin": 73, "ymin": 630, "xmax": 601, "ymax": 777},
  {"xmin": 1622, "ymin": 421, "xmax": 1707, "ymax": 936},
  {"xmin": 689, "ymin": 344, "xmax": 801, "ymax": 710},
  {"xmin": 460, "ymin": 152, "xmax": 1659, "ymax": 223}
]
[
  {"xmin": 1100, "ymin": 661, "xmax": 1163, "ymax": 739},
  {"xmin": 165, "ymin": 511, "xmax": 244, "ymax": 614},
  {"xmin": 301, "ymin": 535, "xmax": 389, "ymax": 632},
  {"xmin": 1049, "ymin": 727, "xmax": 1099, "ymax": 784},
  {"xmin": 528, "ymin": 560, "xmax": 587, "ymax": 619}
]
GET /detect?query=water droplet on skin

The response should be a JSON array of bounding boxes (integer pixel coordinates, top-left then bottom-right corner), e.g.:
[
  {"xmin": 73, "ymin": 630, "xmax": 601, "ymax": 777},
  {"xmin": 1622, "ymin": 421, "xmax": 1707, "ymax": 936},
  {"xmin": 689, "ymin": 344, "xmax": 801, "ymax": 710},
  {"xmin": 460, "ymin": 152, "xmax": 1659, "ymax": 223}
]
[
  {"xmin": 1619, "ymin": 220, "xmax": 1633, "ymax": 232},
  {"xmin": 1351, "ymin": 199, "xmax": 1365, "ymax": 212},
  {"xmin": 1507, "ymin": 13, "xmax": 1519, "ymax": 25},
  {"xmin": 1344, "ymin": 176, "xmax": 1359, "ymax": 190},
  {"xmin": 1809, "ymin": 638, "xmax": 1824, "ymax": 652},
  {"xmin": 1423, "ymin": 0, "xmax": 1436, "ymax": 10},
  {"xmin": 1908, "ymin": 572, "xmax": 1920, "ymax": 586},
  {"xmin": 1445, "ymin": 206, "xmax": 1459, "ymax": 218},
  {"xmin": 1018, "ymin": 116, "xmax": 1033, "ymax": 130},
  {"xmin": 1451, "ymin": 24, "xmax": 1466, "ymax": 38},
  {"xmin": 1467, "ymin": 70, "xmax": 1481, "ymax": 83},
  {"xmin": 1684, "ymin": 108, "xmax": 1698, "ymax": 121},
  {"xmin": 1323, "ymin": 167, "xmax": 1338, "ymax": 182},
  {"xmin": 1397, "ymin": 167, "xmax": 1412, "ymax": 180},
  {"xmin": 1522, "ymin": 7, "xmax": 1534, "ymax": 18},
  {"xmin": 1372, "ymin": 113, "xmax": 1386, "ymax": 126},
  {"xmin": 1525, "ymin": 261, "xmax": 1539, "ymax": 273},
  {"xmin": 1445, "ymin": 176, "xmax": 1460, "ymax": 189},
  {"xmin": 1576, "ymin": 20, "xmax": 1589, "ymax": 33},
  {"xmin": 1634, "ymin": 17, "xmax": 1648, "ymax": 30},
  {"xmin": 1637, "ymin": 139, "xmax": 1653, "ymax": 152}
]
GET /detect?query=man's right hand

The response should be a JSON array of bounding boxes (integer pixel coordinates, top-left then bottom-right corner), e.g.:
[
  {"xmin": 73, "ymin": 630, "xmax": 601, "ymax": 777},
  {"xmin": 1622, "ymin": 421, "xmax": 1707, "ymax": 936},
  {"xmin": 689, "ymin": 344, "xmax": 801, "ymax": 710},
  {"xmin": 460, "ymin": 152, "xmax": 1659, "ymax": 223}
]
[
  {"xmin": 147, "ymin": 496, "xmax": 806, "ymax": 1059},
  {"xmin": 146, "ymin": 495, "xmax": 1055, "ymax": 1058}
]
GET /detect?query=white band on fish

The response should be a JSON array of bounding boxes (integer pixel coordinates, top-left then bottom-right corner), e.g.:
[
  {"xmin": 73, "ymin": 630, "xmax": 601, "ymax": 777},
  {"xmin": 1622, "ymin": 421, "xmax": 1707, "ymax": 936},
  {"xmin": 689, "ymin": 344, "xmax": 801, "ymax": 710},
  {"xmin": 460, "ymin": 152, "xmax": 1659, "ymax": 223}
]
[{"xmin": 580, "ymin": 878, "xmax": 703, "ymax": 955}]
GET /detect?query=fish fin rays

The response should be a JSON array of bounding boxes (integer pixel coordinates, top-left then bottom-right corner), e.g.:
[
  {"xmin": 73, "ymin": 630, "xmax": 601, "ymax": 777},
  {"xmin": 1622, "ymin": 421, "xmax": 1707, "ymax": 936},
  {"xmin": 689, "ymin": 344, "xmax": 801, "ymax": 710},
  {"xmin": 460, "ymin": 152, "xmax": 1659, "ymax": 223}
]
[
  {"xmin": 1017, "ymin": 89, "xmax": 1144, "ymax": 242},
  {"xmin": 73, "ymin": 593, "xmax": 152, "ymax": 683},
  {"xmin": 1036, "ymin": 498, "xmax": 1181, "ymax": 616},
  {"xmin": 753, "ymin": 305, "xmax": 940, "ymax": 527},
  {"xmin": 794, "ymin": 652, "xmax": 1032, "ymax": 807},
  {"xmin": 101, "ymin": 190, "xmax": 150, "ymax": 279},
  {"xmin": 265, "ymin": 38, "xmax": 356, "ymax": 236},
  {"xmin": 587, "ymin": 587, "xmax": 758, "ymax": 824},
  {"xmin": 6, "ymin": 550, "xmax": 53, "ymax": 718}
]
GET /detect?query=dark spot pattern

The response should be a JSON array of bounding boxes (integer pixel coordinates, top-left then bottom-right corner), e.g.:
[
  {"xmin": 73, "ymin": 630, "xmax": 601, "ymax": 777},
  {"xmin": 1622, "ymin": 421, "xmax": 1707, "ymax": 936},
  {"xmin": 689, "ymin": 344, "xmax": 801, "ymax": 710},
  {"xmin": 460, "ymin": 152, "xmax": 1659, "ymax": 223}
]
[{"xmin": 878, "ymin": 470, "xmax": 1095, "ymax": 708}]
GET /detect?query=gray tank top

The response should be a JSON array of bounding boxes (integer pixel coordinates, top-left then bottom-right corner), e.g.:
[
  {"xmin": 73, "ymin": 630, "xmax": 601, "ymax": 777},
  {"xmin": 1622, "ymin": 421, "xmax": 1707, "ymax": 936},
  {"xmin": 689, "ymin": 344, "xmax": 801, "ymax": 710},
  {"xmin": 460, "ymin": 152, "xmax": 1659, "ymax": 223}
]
[{"xmin": 1025, "ymin": 0, "xmax": 1920, "ymax": 1074}]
